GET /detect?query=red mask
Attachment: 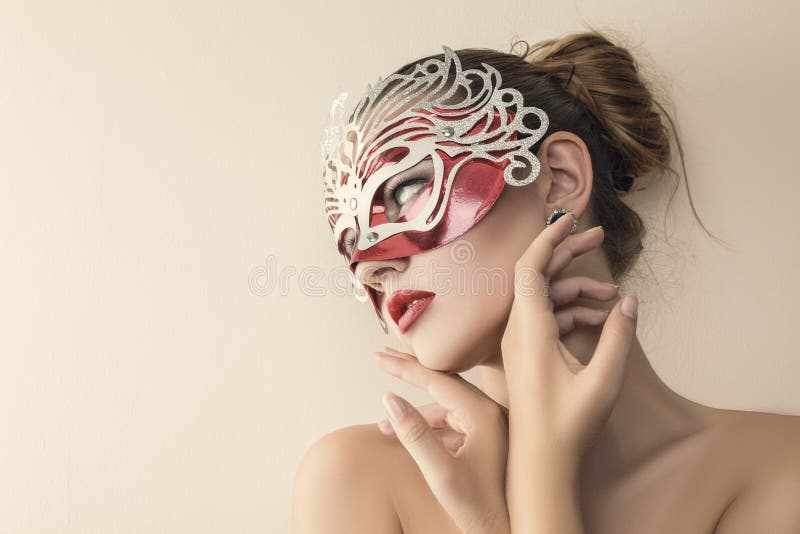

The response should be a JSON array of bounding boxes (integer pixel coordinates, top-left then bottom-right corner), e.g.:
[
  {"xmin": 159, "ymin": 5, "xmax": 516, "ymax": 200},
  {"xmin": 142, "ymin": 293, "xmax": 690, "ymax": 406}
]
[{"xmin": 321, "ymin": 46, "xmax": 549, "ymax": 331}]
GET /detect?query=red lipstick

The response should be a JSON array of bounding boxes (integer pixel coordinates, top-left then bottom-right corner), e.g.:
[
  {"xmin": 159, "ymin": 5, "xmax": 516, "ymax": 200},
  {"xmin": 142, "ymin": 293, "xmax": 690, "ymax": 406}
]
[{"xmin": 387, "ymin": 289, "xmax": 436, "ymax": 334}]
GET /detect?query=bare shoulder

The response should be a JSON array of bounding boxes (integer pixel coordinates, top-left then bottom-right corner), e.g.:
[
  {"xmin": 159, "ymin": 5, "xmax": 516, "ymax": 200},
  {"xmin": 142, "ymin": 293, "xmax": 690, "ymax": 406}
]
[
  {"xmin": 712, "ymin": 408, "xmax": 800, "ymax": 464},
  {"xmin": 291, "ymin": 423, "xmax": 403, "ymax": 534},
  {"xmin": 709, "ymin": 409, "xmax": 800, "ymax": 533}
]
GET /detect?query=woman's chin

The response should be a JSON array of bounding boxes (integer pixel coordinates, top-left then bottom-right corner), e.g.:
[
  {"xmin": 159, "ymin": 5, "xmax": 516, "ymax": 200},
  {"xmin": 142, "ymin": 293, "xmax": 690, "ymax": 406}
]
[{"xmin": 399, "ymin": 318, "xmax": 500, "ymax": 372}]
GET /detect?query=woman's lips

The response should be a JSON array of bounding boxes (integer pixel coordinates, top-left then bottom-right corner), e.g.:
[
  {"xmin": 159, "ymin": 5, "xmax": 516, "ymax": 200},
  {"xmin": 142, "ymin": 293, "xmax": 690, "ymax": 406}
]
[{"xmin": 387, "ymin": 289, "xmax": 436, "ymax": 334}]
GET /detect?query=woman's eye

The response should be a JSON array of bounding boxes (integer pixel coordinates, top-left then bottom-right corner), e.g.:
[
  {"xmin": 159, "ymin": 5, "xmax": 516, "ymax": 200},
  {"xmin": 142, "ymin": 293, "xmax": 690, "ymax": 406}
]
[
  {"xmin": 339, "ymin": 229, "xmax": 357, "ymax": 258},
  {"xmin": 393, "ymin": 178, "xmax": 428, "ymax": 206},
  {"xmin": 381, "ymin": 169, "xmax": 434, "ymax": 223}
]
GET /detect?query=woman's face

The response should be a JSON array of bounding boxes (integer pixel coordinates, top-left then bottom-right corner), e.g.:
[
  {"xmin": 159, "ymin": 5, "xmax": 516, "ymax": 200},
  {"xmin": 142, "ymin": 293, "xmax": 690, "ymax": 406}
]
[
  {"xmin": 354, "ymin": 174, "xmax": 549, "ymax": 373},
  {"xmin": 321, "ymin": 47, "xmax": 598, "ymax": 373}
]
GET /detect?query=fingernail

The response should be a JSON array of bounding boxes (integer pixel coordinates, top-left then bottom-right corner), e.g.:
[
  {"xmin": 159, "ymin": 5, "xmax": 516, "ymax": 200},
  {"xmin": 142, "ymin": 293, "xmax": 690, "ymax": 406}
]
[
  {"xmin": 604, "ymin": 282, "xmax": 619, "ymax": 289},
  {"xmin": 621, "ymin": 295, "xmax": 638, "ymax": 319},
  {"xmin": 586, "ymin": 225, "xmax": 603, "ymax": 233},
  {"xmin": 383, "ymin": 391, "xmax": 407, "ymax": 421}
]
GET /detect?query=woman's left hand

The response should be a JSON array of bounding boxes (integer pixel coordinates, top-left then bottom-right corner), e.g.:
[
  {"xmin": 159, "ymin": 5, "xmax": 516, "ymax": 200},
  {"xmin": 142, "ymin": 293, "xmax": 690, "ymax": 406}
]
[{"xmin": 502, "ymin": 212, "xmax": 639, "ymax": 461}]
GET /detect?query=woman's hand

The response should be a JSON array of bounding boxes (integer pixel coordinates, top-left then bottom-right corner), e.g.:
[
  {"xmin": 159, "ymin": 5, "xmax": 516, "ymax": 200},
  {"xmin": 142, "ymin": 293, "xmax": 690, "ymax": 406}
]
[
  {"xmin": 372, "ymin": 217, "xmax": 620, "ymax": 533},
  {"xmin": 376, "ymin": 224, "xmax": 620, "ymax": 443},
  {"xmin": 501, "ymin": 213, "xmax": 638, "ymax": 533},
  {"xmin": 375, "ymin": 268, "xmax": 619, "ymax": 444},
  {"xmin": 374, "ymin": 349, "xmax": 511, "ymax": 534},
  {"xmin": 502, "ymin": 214, "xmax": 638, "ymax": 459}
]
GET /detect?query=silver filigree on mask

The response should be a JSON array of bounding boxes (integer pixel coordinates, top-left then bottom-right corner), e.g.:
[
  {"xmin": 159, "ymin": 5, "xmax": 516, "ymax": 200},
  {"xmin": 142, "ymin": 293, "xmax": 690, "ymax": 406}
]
[{"xmin": 320, "ymin": 45, "xmax": 550, "ymax": 256}]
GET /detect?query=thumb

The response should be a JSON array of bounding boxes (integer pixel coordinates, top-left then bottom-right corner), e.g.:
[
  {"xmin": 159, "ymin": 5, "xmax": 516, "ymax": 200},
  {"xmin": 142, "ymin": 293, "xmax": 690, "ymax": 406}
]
[{"xmin": 382, "ymin": 391, "xmax": 457, "ymax": 482}]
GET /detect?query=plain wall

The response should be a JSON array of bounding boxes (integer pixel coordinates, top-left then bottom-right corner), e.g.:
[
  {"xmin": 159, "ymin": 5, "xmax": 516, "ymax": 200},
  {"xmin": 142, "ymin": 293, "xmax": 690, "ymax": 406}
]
[{"xmin": 1, "ymin": 1, "xmax": 798, "ymax": 532}]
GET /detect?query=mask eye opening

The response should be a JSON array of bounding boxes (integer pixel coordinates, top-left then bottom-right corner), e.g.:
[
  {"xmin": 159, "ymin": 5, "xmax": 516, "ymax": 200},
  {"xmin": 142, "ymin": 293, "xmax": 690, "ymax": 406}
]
[{"xmin": 338, "ymin": 227, "xmax": 357, "ymax": 260}]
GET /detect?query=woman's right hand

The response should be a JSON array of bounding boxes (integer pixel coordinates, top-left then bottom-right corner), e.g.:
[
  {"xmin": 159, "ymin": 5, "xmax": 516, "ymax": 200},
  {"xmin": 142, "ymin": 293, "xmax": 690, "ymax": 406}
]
[{"xmin": 375, "ymin": 348, "xmax": 513, "ymax": 533}]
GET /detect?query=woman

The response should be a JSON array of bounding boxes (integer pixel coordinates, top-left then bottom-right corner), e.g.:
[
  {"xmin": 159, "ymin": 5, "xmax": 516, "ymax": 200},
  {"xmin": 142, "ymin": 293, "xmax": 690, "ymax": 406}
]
[{"xmin": 292, "ymin": 30, "xmax": 800, "ymax": 533}]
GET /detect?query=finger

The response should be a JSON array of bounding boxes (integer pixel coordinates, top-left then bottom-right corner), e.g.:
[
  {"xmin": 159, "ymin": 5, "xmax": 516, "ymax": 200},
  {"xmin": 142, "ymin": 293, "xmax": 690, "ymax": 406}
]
[
  {"xmin": 382, "ymin": 346, "xmax": 417, "ymax": 360},
  {"xmin": 436, "ymin": 428, "xmax": 466, "ymax": 453},
  {"xmin": 379, "ymin": 347, "xmax": 485, "ymax": 404},
  {"xmin": 378, "ymin": 421, "xmax": 465, "ymax": 453},
  {"xmin": 377, "ymin": 418, "xmax": 399, "ymax": 436},
  {"xmin": 377, "ymin": 402, "xmax": 449, "ymax": 432},
  {"xmin": 515, "ymin": 210, "xmax": 577, "ymax": 273},
  {"xmin": 374, "ymin": 352, "xmax": 490, "ymax": 433},
  {"xmin": 379, "ymin": 349, "xmax": 489, "ymax": 398},
  {"xmin": 512, "ymin": 212, "xmax": 576, "ymax": 327},
  {"xmin": 544, "ymin": 226, "xmax": 605, "ymax": 279},
  {"xmin": 382, "ymin": 391, "xmax": 458, "ymax": 483},
  {"xmin": 554, "ymin": 305, "xmax": 612, "ymax": 336},
  {"xmin": 582, "ymin": 295, "xmax": 638, "ymax": 404},
  {"xmin": 559, "ymin": 345, "xmax": 587, "ymax": 375},
  {"xmin": 549, "ymin": 276, "xmax": 619, "ymax": 308}
]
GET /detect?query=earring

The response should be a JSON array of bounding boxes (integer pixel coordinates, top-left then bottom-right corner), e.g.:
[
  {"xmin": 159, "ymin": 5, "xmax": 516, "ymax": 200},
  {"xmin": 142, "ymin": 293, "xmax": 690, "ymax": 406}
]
[{"xmin": 545, "ymin": 207, "xmax": 578, "ymax": 234}]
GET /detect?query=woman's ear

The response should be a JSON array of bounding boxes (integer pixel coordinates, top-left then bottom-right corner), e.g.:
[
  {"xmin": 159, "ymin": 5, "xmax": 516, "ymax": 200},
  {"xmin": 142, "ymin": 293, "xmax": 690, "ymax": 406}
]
[{"xmin": 537, "ymin": 131, "xmax": 594, "ymax": 218}]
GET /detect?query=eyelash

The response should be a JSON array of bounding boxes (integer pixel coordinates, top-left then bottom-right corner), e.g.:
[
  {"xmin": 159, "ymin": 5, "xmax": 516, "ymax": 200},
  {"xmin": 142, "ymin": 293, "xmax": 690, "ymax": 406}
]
[
  {"xmin": 385, "ymin": 176, "xmax": 429, "ymax": 207},
  {"xmin": 340, "ymin": 230, "xmax": 356, "ymax": 257},
  {"xmin": 340, "ymin": 173, "xmax": 431, "ymax": 255}
]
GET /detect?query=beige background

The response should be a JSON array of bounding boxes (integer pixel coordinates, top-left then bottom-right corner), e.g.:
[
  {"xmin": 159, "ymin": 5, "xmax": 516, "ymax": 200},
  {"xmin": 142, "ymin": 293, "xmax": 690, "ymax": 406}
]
[{"xmin": 1, "ymin": 1, "xmax": 798, "ymax": 532}]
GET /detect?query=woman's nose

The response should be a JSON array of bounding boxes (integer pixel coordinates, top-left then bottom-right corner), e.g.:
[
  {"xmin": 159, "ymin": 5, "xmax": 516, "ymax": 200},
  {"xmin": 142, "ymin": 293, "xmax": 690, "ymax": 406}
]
[{"xmin": 353, "ymin": 258, "xmax": 408, "ymax": 293}]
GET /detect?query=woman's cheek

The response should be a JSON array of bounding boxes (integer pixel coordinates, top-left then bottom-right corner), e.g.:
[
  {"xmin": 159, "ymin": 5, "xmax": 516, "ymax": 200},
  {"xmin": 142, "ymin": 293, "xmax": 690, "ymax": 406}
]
[{"xmin": 417, "ymin": 292, "xmax": 509, "ymax": 370}]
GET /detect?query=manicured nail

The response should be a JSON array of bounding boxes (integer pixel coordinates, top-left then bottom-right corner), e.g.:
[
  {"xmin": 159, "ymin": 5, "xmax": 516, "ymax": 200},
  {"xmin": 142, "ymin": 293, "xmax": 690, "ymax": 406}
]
[
  {"xmin": 586, "ymin": 225, "xmax": 603, "ymax": 233},
  {"xmin": 383, "ymin": 391, "xmax": 407, "ymax": 421},
  {"xmin": 621, "ymin": 295, "xmax": 638, "ymax": 319}
]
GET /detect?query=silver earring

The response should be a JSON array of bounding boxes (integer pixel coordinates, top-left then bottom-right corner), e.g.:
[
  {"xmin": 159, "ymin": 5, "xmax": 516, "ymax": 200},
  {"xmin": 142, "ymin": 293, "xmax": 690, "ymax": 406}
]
[{"xmin": 545, "ymin": 207, "xmax": 578, "ymax": 234}]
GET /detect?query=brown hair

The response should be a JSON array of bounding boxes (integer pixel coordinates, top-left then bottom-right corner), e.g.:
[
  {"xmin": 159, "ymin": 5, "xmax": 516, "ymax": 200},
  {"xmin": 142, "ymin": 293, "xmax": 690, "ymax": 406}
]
[{"xmin": 387, "ymin": 28, "xmax": 727, "ymax": 283}]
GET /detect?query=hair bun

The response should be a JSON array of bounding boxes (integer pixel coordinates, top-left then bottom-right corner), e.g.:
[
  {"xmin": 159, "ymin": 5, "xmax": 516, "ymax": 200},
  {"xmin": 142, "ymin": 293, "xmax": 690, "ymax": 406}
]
[{"xmin": 520, "ymin": 31, "xmax": 672, "ymax": 181}]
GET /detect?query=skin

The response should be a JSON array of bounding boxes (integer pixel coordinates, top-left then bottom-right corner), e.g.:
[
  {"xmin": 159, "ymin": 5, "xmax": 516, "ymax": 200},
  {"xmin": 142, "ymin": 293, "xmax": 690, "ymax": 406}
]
[
  {"xmin": 372, "ymin": 213, "xmax": 631, "ymax": 533},
  {"xmin": 291, "ymin": 131, "xmax": 800, "ymax": 534}
]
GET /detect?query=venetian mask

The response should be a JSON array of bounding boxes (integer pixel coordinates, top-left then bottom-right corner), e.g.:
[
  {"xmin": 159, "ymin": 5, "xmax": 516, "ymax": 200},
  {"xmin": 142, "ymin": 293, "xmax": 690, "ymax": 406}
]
[{"xmin": 320, "ymin": 45, "xmax": 549, "ymax": 332}]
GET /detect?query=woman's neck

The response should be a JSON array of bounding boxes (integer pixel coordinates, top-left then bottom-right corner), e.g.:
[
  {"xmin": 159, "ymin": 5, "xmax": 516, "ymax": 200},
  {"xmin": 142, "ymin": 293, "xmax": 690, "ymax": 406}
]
[{"xmin": 477, "ymin": 303, "xmax": 714, "ymax": 492}]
